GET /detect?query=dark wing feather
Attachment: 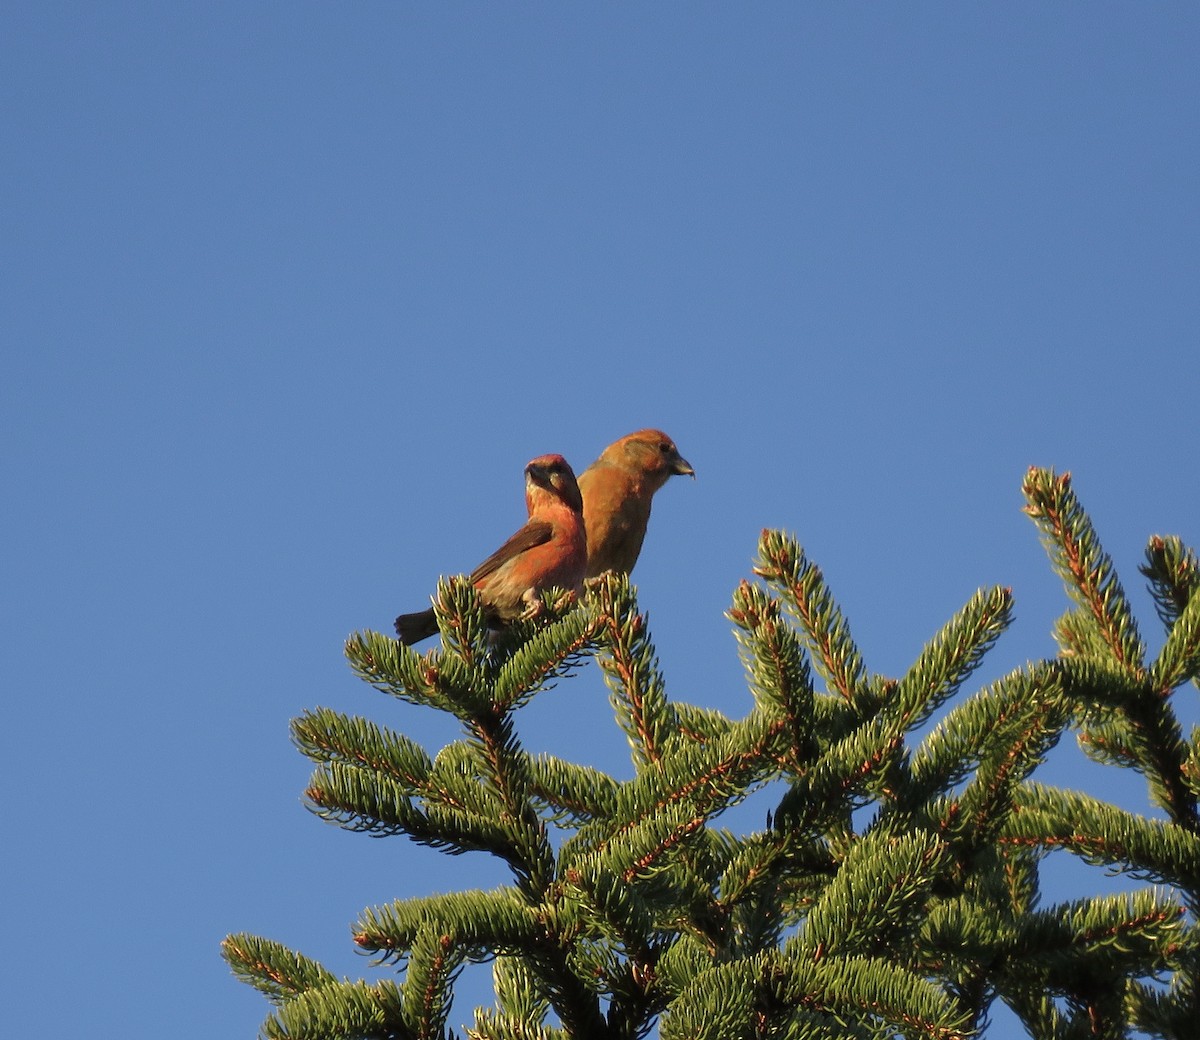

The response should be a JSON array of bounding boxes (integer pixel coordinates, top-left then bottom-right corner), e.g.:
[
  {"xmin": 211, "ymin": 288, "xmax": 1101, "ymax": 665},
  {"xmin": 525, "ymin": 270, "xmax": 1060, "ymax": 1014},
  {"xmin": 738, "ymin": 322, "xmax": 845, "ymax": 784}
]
[{"xmin": 468, "ymin": 520, "xmax": 553, "ymax": 584}]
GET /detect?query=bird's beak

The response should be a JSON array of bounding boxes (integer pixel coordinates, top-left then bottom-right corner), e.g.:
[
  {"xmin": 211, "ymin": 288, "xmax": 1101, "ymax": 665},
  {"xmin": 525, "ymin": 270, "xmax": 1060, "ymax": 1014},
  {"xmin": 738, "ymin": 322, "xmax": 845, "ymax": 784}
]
[{"xmin": 673, "ymin": 455, "xmax": 695, "ymax": 479}]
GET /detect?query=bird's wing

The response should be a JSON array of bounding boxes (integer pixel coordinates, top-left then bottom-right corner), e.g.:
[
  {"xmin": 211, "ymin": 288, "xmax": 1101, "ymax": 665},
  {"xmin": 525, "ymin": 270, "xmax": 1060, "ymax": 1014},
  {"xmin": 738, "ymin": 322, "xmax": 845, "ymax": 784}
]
[{"xmin": 468, "ymin": 520, "xmax": 554, "ymax": 584}]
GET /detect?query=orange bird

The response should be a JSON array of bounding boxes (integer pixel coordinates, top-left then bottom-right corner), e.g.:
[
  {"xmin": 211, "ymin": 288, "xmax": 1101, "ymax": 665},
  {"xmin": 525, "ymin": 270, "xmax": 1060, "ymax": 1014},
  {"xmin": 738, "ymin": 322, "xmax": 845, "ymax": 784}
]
[
  {"xmin": 577, "ymin": 429, "xmax": 693, "ymax": 580},
  {"xmin": 394, "ymin": 454, "xmax": 588, "ymax": 645}
]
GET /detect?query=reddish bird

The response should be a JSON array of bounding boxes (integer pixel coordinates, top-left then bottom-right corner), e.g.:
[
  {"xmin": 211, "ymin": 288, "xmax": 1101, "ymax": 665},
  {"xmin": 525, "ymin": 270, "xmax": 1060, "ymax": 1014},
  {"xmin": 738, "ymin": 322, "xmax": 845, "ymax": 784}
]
[
  {"xmin": 577, "ymin": 429, "xmax": 693, "ymax": 579},
  {"xmin": 394, "ymin": 454, "xmax": 588, "ymax": 645}
]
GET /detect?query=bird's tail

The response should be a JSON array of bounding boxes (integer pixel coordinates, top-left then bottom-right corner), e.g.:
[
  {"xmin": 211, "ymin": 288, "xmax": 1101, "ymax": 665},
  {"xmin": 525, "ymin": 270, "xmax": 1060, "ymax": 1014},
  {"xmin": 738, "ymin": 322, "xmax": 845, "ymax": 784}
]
[{"xmin": 395, "ymin": 608, "xmax": 438, "ymax": 645}]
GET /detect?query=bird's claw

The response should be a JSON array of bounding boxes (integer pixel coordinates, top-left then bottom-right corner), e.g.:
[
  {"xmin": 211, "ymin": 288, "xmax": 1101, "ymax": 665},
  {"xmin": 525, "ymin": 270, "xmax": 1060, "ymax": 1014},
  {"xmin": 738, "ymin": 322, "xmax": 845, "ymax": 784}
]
[{"xmin": 519, "ymin": 590, "xmax": 545, "ymax": 622}]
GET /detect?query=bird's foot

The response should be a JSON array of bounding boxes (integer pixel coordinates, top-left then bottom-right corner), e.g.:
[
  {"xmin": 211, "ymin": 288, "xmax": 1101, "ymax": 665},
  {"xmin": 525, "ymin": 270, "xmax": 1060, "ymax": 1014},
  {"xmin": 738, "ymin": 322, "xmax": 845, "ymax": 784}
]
[{"xmin": 519, "ymin": 589, "xmax": 545, "ymax": 621}]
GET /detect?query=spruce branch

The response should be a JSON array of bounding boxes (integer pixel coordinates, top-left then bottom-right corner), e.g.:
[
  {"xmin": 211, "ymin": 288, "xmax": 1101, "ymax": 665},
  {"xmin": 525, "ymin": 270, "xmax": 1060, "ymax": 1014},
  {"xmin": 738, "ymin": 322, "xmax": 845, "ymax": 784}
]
[
  {"xmin": 728, "ymin": 579, "xmax": 817, "ymax": 771},
  {"xmin": 664, "ymin": 952, "xmax": 971, "ymax": 1040},
  {"xmin": 671, "ymin": 702, "xmax": 734, "ymax": 743},
  {"xmin": 948, "ymin": 665, "xmax": 1069, "ymax": 853},
  {"xmin": 997, "ymin": 985, "xmax": 1078, "ymax": 1040},
  {"xmin": 1053, "ymin": 606, "xmax": 1117, "ymax": 660},
  {"xmin": 1122, "ymin": 691, "xmax": 1197, "ymax": 834},
  {"xmin": 292, "ymin": 707, "xmax": 433, "ymax": 791},
  {"xmin": 1055, "ymin": 658, "xmax": 1197, "ymax": 830},
  {"xmin": 1009, "ymin": 890, "xmax": 1186, "ymax": 982},
  {"xmin": 920, "ymin": 895, "xmax": 1021, "ymax": 980},
  {"xmin": 1077, "ymin": 716, "xmax": 1145, "ymax": 775},
  {"xmin": 714, "ymin": 829, "xmax": 810, "ymax": 926},
  {"xmin": 1022, "ymin": 467, "xmax": 1145, "ymax": 673},
  {"xmin": 1148, "ymin": 576, "xmax": 1200, "ymax": 695},
  {"xmin": 1003, "ymin": 784, "xmax": 1200, "ymax": 891},
  {"xmin": 354, "ymin": 889, "xmax": 541, "ymax": 965},
  {"xmin": 1185, "ymin": 733, "xmax": 1200, "ymax": 804},
  {"xmin": 892, "ymin": 585, "xmax": 1015, "ymax": 733},
  {"xmin": 590, "ymin": 572, "xmax": 676, "ymax": 767},
  {"xmin": 1141, "ymin": 536, "xmax": 1200, "ymax": 632},
  {"xmin": 469, "ymin": 1012, "xmax": 562, "ymax": 1040},
  {"xmin": 461, "ymin": 709, "xmax": 555, "ymax": 891},
  {"xmin": 525, "ymin": 754, "xmax": 620, "ymax": 825},
  {"xmin": 753, "ymin": 530, "xmax": 869, "ymax": 705},
  {"xmin": 305, "ymin": 759, "xmax": 521, "ymax": 860},
  {"xmin": 908, "ymin": 665, "xmax": 1063, "ymax": 811},
  {"xmin": 794, "ymin": 829, "xmax": 951, "ymax": 960},
  {"xmin": 484, "ymin": 955, "xmax": 555, "ymax": 1036},
  {"xmin": 991, "ymin": 892, "xmax": 1187, "ymax": 1040},
  {"xmin": 714, "ymin": 853, "xmax": 789, "ymax": 956},
  {"xmin": 426, "ymin": 741, "xmax": 502, "ymax": 818},
  {"xmin": 492, "ymin": 607, "xmax": 602, "ymax": 711},
  {"xmin": 1126, "ymin": 968, "xmax": 1200, "ymax": 1040},
  {"xmin": 431, "ymin": 574, "xmax": 495, "ymax": 675},
  {"xmin": 566, "ymin": 711, "xmax": 782, "ymax": 874},
  {"xmin": 264, "ymin": 978, "xmax": 408, "ymax": 1040},
  {"xmin": 520, "ymin": 937, "xmax": 612, "ymax": 1040},
  {"xmin": 345, "ymin": 627, "xmax": 473, "ymax": 719},
  {"xmin": 222, "ymin": 934, "xmax": 339, "ymax": 1005},
  {"xmin": 774, "ymin": 711, "xmax": 905, "ymax": 828},
  {"xmin": 401, "ymin": 926, "xmax": 467, "ymax": 1040},
  {"xmin": 560, "ymin": 849, "xmax": 661, "ymax": 956}
]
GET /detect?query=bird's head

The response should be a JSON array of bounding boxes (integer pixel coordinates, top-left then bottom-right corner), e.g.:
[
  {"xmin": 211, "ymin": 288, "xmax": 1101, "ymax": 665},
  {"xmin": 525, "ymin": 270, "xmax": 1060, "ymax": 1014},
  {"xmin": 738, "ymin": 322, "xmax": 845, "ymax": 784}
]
[
  {"xmin": 612, "ymin": 429, "xmax": 694, "ymax": 487},
  {"xmin": 525, "ymin": 454, "xmax": 584, "ymax": 512}
]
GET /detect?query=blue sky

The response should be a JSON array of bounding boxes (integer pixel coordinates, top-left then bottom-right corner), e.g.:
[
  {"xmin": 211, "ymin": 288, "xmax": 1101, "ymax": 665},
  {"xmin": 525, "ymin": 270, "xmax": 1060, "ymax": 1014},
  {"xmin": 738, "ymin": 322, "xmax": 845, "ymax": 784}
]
[{"xmin": 4, "ymin": 4, "xmax": 1198, "ymax": 1036}]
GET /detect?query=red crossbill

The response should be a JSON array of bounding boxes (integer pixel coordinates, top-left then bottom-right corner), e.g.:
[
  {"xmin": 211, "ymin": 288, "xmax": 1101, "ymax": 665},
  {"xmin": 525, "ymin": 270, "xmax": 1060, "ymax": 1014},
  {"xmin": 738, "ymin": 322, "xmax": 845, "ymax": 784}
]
[
  {"xmin": 577, "ymin": 429, "xmax": 693, "ymax": 579},
  {"xmin": 394, "ymin": 454, "xmax": 588, "ymax": 645}
]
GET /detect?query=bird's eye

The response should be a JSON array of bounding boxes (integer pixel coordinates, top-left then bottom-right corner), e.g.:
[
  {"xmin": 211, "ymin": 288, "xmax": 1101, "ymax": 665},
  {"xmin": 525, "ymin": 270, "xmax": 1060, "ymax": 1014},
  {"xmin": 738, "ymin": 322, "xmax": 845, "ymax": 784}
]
[{"xmin": 659, "ymin": 442, "xmax": 672, "ymax": 454}]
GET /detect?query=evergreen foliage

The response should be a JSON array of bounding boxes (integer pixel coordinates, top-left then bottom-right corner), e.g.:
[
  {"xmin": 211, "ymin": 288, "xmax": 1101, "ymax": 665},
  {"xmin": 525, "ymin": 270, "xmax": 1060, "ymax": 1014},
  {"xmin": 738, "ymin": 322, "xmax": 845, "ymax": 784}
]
[{"xmin": 226, "ymin": 468, "xmax": 1200, "ymax": 1038}]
